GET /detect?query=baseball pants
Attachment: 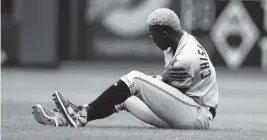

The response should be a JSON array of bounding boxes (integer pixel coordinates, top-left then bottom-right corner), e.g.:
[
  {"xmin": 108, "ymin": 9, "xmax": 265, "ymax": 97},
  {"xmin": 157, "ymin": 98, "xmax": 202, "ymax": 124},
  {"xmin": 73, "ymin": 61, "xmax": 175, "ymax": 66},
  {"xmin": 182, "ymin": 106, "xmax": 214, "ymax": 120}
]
[{"xmin": 120, "ymin": 70, "xmax": 213, "ymax": 129}]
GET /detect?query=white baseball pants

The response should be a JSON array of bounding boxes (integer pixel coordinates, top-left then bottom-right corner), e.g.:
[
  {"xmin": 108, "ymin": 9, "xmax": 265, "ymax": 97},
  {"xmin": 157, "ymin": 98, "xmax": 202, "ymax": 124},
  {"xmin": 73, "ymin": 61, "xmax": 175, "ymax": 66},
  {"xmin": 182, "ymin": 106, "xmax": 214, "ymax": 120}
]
[{"xmin": 120, "ymin": 70, "xmax": 213, "ymax": 129}]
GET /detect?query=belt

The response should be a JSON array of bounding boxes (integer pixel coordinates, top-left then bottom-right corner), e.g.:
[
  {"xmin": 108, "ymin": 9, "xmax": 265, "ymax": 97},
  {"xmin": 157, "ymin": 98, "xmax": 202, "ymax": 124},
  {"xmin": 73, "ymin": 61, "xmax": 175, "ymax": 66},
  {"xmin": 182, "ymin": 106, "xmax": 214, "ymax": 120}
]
[{"xmin": 209, "ymin": 107, "xmax": 216, "ymax": 119}]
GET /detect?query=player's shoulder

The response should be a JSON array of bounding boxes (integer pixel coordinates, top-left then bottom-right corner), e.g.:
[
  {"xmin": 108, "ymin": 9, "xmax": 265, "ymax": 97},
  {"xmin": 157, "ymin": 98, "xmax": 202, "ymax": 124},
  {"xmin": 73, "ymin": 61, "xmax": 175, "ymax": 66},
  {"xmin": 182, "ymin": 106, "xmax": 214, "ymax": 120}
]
[
  {"xmin": 178, "ymin": 33, "xmax": 200, "ymax": 52},
  {"xmin": 183, "ymin": 33, "xmax": 200, "ymax": 47},
  {"xmin": 174, "ymin": 33, "xmax": 200, "ymax": 66},
  {"xmin": 177, "ymin": 34, "xmax": 199, "ymax": 56}
]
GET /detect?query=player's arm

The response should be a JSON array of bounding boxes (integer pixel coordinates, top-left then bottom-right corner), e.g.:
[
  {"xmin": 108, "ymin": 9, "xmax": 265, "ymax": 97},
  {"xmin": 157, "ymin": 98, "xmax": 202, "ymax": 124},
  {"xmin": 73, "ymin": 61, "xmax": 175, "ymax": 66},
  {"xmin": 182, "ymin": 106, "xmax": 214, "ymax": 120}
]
[{"xmin": 162, "ymin": 53, "xmax": 197, "ymax": 92}]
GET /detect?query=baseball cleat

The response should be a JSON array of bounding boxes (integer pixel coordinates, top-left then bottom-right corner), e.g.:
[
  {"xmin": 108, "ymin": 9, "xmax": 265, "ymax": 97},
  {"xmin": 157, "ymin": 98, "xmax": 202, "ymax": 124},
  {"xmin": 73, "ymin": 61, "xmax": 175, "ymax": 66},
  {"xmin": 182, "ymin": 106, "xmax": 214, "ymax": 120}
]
[
  {"xmin": 52, "ymin": 92, "xmax": 88, "ymax": 127},
  {"xmin": 32, "ymin": 104, "xmax": 70, "ymax": 127}
]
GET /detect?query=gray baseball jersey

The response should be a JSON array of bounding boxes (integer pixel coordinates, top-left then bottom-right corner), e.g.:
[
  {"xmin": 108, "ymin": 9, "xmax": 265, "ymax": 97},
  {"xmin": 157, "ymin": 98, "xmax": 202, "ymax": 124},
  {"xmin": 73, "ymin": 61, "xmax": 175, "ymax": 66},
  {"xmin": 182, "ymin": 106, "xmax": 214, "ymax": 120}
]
[
  {"xmin": 120, "ymin": 32, "xmax": 217, "ymax": 129},
  {"xmin": 163, "ymin": 32, "xmax": 219, "ymax": 109}
]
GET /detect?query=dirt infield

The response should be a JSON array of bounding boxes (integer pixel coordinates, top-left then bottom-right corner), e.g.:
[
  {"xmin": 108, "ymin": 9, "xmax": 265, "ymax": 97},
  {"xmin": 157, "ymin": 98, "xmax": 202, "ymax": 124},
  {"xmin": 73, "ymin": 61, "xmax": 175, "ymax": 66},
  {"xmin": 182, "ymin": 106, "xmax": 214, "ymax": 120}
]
[{"xmin": 2, "ymin": 62, "xmax": 267, "ymax": 140}]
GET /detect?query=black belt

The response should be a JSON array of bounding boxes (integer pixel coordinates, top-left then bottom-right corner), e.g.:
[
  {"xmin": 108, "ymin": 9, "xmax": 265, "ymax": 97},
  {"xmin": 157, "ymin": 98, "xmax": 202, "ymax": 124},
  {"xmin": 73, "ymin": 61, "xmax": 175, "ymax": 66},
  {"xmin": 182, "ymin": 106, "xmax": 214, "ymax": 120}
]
[{"xmin": 209, "ymin": 107, "xmax": 216, "ymax": 118}]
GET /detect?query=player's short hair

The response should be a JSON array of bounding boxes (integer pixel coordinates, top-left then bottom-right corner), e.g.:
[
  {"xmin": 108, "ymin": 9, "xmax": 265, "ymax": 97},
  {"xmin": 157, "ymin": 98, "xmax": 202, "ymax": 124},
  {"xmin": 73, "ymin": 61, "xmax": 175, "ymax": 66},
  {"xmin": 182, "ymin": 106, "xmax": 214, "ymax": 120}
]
[{"xmin": 147, "ymin": 8, "xmax": 181, "ymax": 32}]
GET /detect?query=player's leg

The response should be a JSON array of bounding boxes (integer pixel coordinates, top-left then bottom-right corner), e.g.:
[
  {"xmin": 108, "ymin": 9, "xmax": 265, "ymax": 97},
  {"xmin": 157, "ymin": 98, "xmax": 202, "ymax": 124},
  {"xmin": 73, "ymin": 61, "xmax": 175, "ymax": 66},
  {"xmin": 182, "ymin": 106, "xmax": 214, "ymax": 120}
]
[
  {"xmin": 53, "ymin": 70, "xmax": 211, "ymax": 128},
  {"xmin": 121, "ymin": 96, "xmax": 171, "ymax": 128},
  {"xmin": 120, "ymin": 70, "xmax": 212, "ymax": 129},
  {"xmin": 54, "ymin": 91, "xmax": 170, "ymax": 128},
  {"xmin": 53, "ymin": 77, "xmax": 169, "ymax": 128},
  {"xmin": 53, "ymin": 78, "xmax": 133, "ymax": 127}
]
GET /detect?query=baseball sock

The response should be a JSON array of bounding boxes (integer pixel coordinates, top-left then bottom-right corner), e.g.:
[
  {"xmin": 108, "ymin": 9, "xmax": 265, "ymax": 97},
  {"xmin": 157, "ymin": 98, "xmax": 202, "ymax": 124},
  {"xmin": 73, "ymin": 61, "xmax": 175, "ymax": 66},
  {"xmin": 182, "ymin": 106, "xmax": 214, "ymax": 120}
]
[{"xmin": 86, "ymin": 79, "xmax": 131, "ymax": 121}]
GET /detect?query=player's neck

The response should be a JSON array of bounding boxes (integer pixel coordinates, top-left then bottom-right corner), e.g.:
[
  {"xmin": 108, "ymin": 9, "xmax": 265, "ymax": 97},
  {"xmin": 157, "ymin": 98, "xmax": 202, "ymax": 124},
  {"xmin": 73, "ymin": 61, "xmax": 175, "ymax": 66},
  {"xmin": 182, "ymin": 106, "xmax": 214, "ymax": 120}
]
[{"xmin": 170, "ymin": 30, "xmax": 184, "ymax": 50}]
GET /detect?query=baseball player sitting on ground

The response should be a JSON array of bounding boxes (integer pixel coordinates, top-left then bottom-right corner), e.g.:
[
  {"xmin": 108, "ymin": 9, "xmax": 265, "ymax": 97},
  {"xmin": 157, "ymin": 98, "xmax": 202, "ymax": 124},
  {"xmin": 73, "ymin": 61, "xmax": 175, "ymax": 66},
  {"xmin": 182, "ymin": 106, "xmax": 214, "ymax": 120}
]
[{"xmin": 32, "ymin": 8, "xmax": 218, "ymax": 129}]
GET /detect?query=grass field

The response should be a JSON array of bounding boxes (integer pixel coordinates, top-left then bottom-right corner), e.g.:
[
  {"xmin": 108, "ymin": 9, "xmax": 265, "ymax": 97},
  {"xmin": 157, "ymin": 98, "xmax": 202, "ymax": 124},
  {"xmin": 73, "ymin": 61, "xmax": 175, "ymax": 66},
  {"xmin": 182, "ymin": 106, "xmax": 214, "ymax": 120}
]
[{"xmin": 1, "ymin": 62, "xmax": 267, "ymax": 140}]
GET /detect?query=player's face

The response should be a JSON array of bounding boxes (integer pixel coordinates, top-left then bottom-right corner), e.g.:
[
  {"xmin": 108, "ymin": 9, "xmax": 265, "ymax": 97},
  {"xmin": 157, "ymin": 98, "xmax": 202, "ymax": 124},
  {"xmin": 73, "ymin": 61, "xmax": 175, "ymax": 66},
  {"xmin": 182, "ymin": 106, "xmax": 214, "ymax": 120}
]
[{"xmin": 149, "ymin": 25, "xmax": 169, "ymax": 50}]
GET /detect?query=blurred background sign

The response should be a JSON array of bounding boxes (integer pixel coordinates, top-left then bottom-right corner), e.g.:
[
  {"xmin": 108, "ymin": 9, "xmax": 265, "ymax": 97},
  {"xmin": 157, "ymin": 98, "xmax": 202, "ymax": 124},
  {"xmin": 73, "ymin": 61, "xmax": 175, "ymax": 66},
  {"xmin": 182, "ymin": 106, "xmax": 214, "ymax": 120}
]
[
  {"xmin": 1, "ymin": 0, "xmax": 267, "ymax": 71},
  {"xmin": 82, "ymin": 0, "xmax": 174, "ymax": 61},
  {"xmin": 82, "ymin": 0, "xmax": 267, "ymax": 71}
]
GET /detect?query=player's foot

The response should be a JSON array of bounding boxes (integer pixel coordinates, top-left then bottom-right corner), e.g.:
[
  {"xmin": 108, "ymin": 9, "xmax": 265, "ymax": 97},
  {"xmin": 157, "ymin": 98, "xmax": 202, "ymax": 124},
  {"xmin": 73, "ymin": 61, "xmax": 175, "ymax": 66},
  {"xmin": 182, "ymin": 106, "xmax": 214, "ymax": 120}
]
[
  {"xmin": 114, "ymin": 102, "xmax": 129, "ymax": 113},
  {"xmin": 32, "ymin": 104, "xmax": 70, "ymax": 127},
  {"xmin": 52, "ymin": 92, "xmax": 88, "ymax": 127}
]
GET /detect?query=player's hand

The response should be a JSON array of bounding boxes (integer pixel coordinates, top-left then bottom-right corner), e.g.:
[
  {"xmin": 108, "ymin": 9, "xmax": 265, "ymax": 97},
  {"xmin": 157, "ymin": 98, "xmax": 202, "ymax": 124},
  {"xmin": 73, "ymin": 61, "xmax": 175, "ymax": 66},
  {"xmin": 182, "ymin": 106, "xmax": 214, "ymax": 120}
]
[{"xmin": 162, "ymin": 67, "xmax": 189, "ymax": 82}]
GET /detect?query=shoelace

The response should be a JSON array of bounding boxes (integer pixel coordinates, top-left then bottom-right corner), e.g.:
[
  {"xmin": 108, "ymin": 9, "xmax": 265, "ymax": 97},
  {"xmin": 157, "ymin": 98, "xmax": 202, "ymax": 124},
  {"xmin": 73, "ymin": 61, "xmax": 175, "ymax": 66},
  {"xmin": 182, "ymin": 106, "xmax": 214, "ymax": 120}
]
[
  {"xmin": 66, "ymin": 101, "xmax": 81, "ymax": 120},
  {"xmin": 53, "ymin": 108, "xmax": 73, "ymax": 127},
  {"xmin": 54, "ymin": 109, "xmax": 59, "ymax": 112},
  {"xmin": 70, "ymin": 106, "xmax": 85, "ymax": 119},
  {"xmin": 67, "ymin": 100, "xmax": 77, "ymax": 108},
  {"xmin": 52, "ymin": 109, "xmax": 63, "ymax": 118}
]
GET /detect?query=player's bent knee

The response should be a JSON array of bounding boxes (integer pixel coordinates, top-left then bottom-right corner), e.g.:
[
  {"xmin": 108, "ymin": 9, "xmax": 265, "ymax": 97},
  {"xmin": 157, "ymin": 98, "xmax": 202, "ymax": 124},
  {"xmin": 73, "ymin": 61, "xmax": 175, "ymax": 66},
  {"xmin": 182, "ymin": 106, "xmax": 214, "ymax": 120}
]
[
  {"xmin": 120, "ymin": 70, "xmax": 140, "ymax": 88},
  {"xmin": 129, "ymin": 70, "xmax": 142, "ymax": 77},
  {"xmin": 120, "ymin": 70, "xmax": 143, "ymax": 85},
  {"xmin": 124, "ymin": 70, "xmax": 142, "ymax": 79}
]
